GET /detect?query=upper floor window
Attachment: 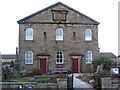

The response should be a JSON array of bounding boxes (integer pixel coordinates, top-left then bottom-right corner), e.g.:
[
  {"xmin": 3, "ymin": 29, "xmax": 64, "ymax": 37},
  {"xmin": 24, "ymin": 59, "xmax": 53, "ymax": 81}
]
[
  {"xmin": 85, "ymin": 28, "xmax": 92, "ymax": 41},
  {"xmin": 85, "ymin": 50, "xmax": 92, "ymax": 64},
  {"xmin": 56, "ymin": 28, "xmax": 63, "ymax": 41},
  {"xmin": 56, "ymin": 51, "xmax": 64, "ymax": 64},
  {"xmin": 25, "ymin": 50, "xmax": 33, "ymax": 64},
  {"xmin": 25, "ymin": 28, "xmax": 33, "ymax": 40}
]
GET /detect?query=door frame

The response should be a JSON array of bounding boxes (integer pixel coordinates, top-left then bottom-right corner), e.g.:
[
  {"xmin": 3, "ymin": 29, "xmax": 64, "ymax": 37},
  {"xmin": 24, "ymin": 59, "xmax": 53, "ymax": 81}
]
[
  {"xmin": 39, "ymin": 58, "xmax": 47, "ymax": 74},
  {"xmin": 37, "ymin": 56, "xmax": 49, "ymax": 74},
  {"xmin": 71, "ymin": 56, "xmax": 81, "ymax": 73},
  {"xmin": 73, "ymin": 58, "xmax": 79, "ymax": 73}
]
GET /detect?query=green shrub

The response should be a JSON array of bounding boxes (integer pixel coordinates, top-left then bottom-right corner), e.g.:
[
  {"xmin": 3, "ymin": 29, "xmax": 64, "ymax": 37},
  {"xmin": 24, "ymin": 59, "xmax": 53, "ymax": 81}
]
[
  {"xmin": 32, "ymin": 67, "xmax": 41, "ymax": 76},
  {"xmin": 50, "ymin": 73, "xmax": 66, "ymax": 83},
  {"xmin": 101, "ymin": 70, "xmax": 111, "ymax": 77},
  {"xmin": 92, "ymin": 57, "xmax": 115, "ymax": 71}
]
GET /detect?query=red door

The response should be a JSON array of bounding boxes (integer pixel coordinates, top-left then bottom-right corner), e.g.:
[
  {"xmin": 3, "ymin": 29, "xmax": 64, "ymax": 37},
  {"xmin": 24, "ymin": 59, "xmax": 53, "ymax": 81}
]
[
  {"xmin": 40, "ymin": 58, "xmax": 47, "ymax": 74},
  {"xmin": 72, "ymin": 59, "xmax": 79, "ymax": 73}
]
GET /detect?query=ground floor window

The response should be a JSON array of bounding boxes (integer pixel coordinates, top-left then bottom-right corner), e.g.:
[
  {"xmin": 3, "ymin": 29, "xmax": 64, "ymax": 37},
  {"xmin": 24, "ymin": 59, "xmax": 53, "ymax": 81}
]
[
  {"xmin": 85, "ymin": 50, "xmax": 92, "ymax": 64},
  {"xmin": 25, "ymin": 50, "xmax": 33, "ymax": 64},
  {"xmin": 56, "ymin": 51, "xmax": 64, "ymax": 64}
]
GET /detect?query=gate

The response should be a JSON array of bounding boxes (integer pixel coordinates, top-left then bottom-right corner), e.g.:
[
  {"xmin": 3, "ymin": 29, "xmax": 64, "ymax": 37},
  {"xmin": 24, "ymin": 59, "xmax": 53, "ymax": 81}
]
[{"xmin": 67, "ymin": 74, "xmax": 73, "ymax": 90}]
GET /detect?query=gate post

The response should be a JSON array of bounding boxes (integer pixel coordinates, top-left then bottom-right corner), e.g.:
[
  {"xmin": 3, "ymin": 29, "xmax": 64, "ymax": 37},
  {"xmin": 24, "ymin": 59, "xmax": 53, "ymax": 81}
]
[{"xmin": 67, "ymin": 74, "xmax": 73, "ymax": 90}]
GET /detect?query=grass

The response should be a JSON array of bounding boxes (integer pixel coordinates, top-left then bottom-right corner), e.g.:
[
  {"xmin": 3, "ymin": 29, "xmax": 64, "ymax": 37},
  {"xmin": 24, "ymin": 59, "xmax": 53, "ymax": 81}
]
[
  {"xmin": 12, "ymin": 73, "xmax": 67, "ymax": 83},
  {"xmin": 12, "ymin": 76, "xmax": 30, "ymax": 82},
  {"xmin": 12, "ymin": 76, "xmax": 52, "ymax": 83},
  {"xmin": 38, "ymin": 77, "xmax": 51, "ymax": 83}
]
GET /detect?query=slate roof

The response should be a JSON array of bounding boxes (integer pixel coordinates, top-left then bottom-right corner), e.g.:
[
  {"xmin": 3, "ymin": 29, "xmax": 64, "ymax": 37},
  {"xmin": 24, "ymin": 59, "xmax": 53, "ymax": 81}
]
[
  {"xmin": 1, "ymin": 54, "xmax": 16, "ymax": 59},
  {"xmin": 17, "ymin": 2, "xmax": 99, "ymax": 25},
  {"xmin": 100, "ymin": 53, "xmax": 117, "ymax": 58}
]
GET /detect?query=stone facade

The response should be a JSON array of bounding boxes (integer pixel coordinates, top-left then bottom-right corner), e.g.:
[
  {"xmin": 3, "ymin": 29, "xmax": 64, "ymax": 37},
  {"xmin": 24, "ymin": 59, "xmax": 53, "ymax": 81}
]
[
  {"xmin": 101, "ymin": 77, "xmax": 120, "ymax": 89},
  {"xmin": 18, "ymin": 2, "xmax": 99, "ymax": 74}
]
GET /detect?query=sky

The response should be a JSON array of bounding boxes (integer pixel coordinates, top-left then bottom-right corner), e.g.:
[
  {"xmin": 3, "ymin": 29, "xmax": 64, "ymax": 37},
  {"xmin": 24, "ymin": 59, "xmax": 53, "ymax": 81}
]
[{"xmin": 0, "ymin": 0, "xmax": 118, "ymax": 56}]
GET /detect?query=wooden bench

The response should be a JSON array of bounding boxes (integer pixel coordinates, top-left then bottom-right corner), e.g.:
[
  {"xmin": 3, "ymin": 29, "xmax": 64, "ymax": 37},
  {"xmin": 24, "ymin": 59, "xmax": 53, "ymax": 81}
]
[{"xmin": 51, "ymin": 68, "xmax": 68, "ymax": 74}]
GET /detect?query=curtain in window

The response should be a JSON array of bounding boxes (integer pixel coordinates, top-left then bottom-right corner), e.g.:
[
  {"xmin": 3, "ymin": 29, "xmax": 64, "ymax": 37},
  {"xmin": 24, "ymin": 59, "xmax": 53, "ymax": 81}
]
[
  {"xmin": 25, "ymin": 50, "xmax": 33, "ymax": 64},
  {"xmin": 26, "ymin": 28, "xmax": 33, "ymax": 40}
]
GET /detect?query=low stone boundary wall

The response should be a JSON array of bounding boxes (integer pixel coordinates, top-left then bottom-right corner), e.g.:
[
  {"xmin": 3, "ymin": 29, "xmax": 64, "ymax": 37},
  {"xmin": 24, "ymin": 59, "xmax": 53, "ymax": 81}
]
[
  {"xmin": 57, "ymin": 78, "xmax": 67, "ymax": 90},
  {"xmin": 1, "ymin": 82, "xmax": 57, "ymax": 89},
  {"xmin": 101, "ymin": 77, "xmax": 120, "ymax": 89}
]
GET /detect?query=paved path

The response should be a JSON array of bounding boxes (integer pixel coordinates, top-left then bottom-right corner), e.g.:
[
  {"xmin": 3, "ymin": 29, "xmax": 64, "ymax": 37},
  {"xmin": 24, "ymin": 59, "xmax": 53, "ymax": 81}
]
[{"xmin": 73, "ymin": 73, "xmax": 95, "ymax": 90}]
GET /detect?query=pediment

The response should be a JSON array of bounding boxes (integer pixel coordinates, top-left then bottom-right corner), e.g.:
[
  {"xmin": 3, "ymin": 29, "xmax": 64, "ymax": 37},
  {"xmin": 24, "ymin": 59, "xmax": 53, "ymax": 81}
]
[{"xmin": 18, "ymin": 2, "xmax": 99, "ymax": 25}]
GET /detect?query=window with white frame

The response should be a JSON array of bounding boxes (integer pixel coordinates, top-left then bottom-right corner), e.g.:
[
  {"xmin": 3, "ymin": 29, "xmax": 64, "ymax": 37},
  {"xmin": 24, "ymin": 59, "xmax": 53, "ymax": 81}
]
[
  {"xmin": 56, "ymin": 28, "xmax": 63, "ymax": 41},
  {"xmin": 25, "ymin": 28, "xmax": 33, "ymax": 40},
  {"xmin": 25, "ymin": 50, "xmax": 33, "ymax": 64},
  {"xmin": 85, "ymin": 28, "xmax": 92, "ymax": 41},
  {"xmin": 85, "ymin": 50, "xmax": 92, "ymax": 64},
  {"xmin": 56, "ymin": 51, "xmax": 64, "ymax": 64}
]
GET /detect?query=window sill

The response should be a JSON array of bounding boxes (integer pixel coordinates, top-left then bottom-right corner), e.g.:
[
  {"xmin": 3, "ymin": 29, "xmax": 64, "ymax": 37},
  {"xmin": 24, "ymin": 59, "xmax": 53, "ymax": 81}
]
[
  {"xmin": 24, "ymin": 40, "xmax": 34, "ymax": 42},
  {"xmin": 56, "ymin": 63, "xmax": 64, "ymax": 65},
  {"xmin": 25, "ymin": 63, "xmax": 33, "ymax": 65},
  {"xmin": 86, "ymin": 62, "xmax": 92, "ymax": 64},
  {"xmin": 85, "ymin": 40, "xmax": 92, "ymax": 42},
  {"xmin": 56, "ymin": 40, "xmax": 63, "ymax": 41}
]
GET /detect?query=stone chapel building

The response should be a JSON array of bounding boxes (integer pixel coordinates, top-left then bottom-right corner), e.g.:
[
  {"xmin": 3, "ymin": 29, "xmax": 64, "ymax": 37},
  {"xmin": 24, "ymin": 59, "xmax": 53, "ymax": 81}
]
[{"xmin": 17, "ymin": 2, "xmax": 99, "ymax": 74}]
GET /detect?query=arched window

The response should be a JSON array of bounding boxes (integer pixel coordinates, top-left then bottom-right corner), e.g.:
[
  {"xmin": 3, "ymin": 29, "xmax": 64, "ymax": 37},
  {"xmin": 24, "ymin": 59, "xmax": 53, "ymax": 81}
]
[
  {"xmin": 25, "ymin": 28, "xmax": 33, "ymax": 40},
  {"xmin": 56, "ymin": 51, "xmax": 64, "ymax": 64},
  {"xmin": 85, "ymin": 50, "xmax": 92, "ymax": 64},
  {"xmin": 25, "ymin": 50, "xmax": 33, "ymax": 64},
  {"xmin": 85, "ymin": 28, "xmax": 92, "ymax": 41},
  {"xmin": 56, "ymin": 28, "xmax": 63, "ymax": 41}
]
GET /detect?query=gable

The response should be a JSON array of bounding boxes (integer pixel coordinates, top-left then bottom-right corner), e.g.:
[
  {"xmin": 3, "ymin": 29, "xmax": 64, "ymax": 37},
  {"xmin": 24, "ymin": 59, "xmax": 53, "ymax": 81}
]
[{"xmin": 17, "ymin": 2, "xmax": 99, "ymax": 25}]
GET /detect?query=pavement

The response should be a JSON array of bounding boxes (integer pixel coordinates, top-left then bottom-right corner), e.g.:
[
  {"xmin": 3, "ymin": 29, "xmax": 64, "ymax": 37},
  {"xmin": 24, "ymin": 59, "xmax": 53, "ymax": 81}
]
[{"xmin": 73, "ymin": 73, "xmax": 95, "ymax": 90}]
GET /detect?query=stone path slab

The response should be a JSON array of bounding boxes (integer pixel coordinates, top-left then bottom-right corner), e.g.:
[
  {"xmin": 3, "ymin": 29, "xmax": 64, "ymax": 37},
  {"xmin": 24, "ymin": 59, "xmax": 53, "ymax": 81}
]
[{"xmin": 73, "ymin": 73, "xmax": 95, "ymax": 90}]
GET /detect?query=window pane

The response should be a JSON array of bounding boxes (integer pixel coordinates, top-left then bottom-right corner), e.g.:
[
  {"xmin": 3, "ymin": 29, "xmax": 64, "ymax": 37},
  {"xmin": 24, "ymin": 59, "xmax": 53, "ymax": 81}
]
[
  {"xmin": 60, "ymin": 54, "xmax": 62, "ymax": 58},
  {"xmin": 56, "ymin": 28, "xmax": 63, "ymax": 41},
  {"xmin": 57, "ymin": 52, "xmax": 59, "ymax": 54},
  {"xmin": 60, "ymin": 59, "xmax": 62, "ymax": 63},
  {"xmin": 57, "ymin": 55, "xmax": 59, "ymax": 58},
  {"xmin": 26, "ymin": 28, "xmax": 33, "ymax": 40},
  {"xmin": 25, "ymin": 50, "xmax": 33, "ymax": 64},
  {"xmin": 85, "ymin": 50, "xmax": 92, "ymax": 63},
  {"xmin": 56, "ymin": 51, "xmax": 63, "ymax": 64},
  {"xmin": 85, "ymin": 29, "xmax": 92, "ymax": 41},
  {"xmin": 57, "ymin": 59, "xmax": 59, "ymax": 63},
  {"xmin": 60, "ymin": 51, "xmax": 62, "ymax": 54}
]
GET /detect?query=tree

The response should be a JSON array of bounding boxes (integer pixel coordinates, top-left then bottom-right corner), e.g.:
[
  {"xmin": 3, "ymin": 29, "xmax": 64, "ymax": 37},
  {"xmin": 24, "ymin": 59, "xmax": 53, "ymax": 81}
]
[
  {"xmin": 92, "ymin": 57, "xmax": 116, "ymax": 88},
  {"xmin": 92, "ymin": 57, "xmax": 116, "ymax": 71}
]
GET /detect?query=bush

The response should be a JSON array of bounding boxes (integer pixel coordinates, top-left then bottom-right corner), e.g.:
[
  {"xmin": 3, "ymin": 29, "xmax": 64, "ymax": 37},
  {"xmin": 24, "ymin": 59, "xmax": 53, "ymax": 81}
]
[
  {"xmin": 92, "ymin": 57, "xmax": 115, "ymax": 71},
  {"xmin": 101, "ymin": 70, "xmax": 111, "ymax": 77},
  {"xmin": 50, "ymin": 76, "xmax": 57, "ymax": 83},
  {"xmin": 77, "ymin": 74, "xmax": 92, "ymax": 83},
  {"xmin": 50, "ymin": 73, "xmax": 66, "ymax": 83},
  {"xmin": 31, "ymin": 67, "xmax": 41, "ymax": 76}
]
